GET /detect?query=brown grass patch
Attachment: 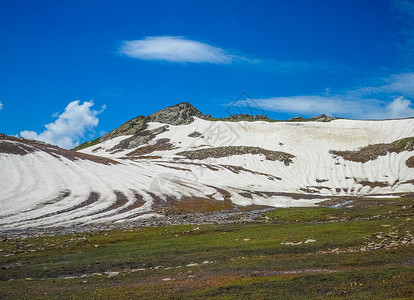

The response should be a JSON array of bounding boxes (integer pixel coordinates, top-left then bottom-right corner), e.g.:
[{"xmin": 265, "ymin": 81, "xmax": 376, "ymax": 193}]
[
  {"xmin": 164, "ymin": 197, "xmax": 236, "ymax": 214},
  {"xmin": 357, "ymin": 180, "xmax": 390, "ymax": 188},
  {"xmin": 407, "ymin": 156, "xmax": 414, "ymax": 168},
  {"xmin": 178, "ymin": 146, "xmax": 295, "ymax": 166},
  {"xmin": 0, "ymin": 136, "xmax": 118, "ymax": 165},
  {"xmin": 330, "ymin": 137, "xmax": 414, "ymax": 163},
  {"xmin": 126, "ymin": 138, "xmax": 174, "ymax": 156},
  {"xmin": 188, "ymin": 131, "xmax": 203, "ymax": 138}
]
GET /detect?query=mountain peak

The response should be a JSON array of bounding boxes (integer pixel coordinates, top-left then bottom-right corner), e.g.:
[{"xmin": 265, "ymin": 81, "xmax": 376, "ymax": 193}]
[
  {"xmin": 98, "ymin": 102, "xmax": 204, "ymax": 143},
  {"xmin": 148, "ymin": 102, "xmax": 204, "ymax": 125}
]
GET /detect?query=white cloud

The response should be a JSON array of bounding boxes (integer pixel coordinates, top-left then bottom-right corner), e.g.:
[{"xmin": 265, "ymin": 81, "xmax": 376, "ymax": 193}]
[
  {"xmin": 119, "ymin": 36, "xmax": 333, "ymax": 72},
  {"xmin": 386, "ymin": 96, "xmax": 414, "ymax": 118},
  {"xmin": 238, "ymin": 96, "xmax": 377, "ymax": 119},
  {"xmin": 120, "ymin": 36, "xmax": 236, "ymax": 64},
  {"xmin": 0, "ymin": 101, "xmax": 3, "ymax": 110},
  {"xmin": 20, "ymin": 100, "xmax": 105, "ymax": 149},
  {"xmin": 381, "ymin": 73, "xmax": 414, "ymax": 95},
  {"xmin": 239, "ymin": 96, "xmax": 414, "ymax": 120},
  {"xmin": 358, "ymin": 73, "xmax": 414, "ymax": 96},
  {"xmin": 233, "ymin": 72, "xmax": 414, "ymax": 120}
]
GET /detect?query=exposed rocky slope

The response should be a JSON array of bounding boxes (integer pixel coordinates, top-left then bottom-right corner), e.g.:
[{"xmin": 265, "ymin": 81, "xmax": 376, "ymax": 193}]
[
  {"xmin": 101, "ymin": 102, "xmax": 204, "ymax": 142},
  {"xmin": 1, "ymin": 103, "xmax": 414, "ymax": 230}
]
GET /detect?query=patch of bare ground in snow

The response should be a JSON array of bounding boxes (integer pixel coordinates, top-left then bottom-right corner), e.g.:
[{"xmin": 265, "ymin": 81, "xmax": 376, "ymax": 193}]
[
  {"xmin": 316, "ymin": 178, "xmax": 329, "ymax": 183},
  {"xmin": 329, "ymin": 137, "xmax": 414, "ymax": 163},
  {"xmin": 118, "ymin": 193, "xmax": 146, "ymax": 213},
  {"xmin": 300, "ymin": 186, "xmax": 331, "ymax": 193},
  {"xmin": 0, "ymin": 136, "xmax": 118, "ymax": 165},
  {"xmin": 356, "ymin": 180, "xmax": 391, "ymax": 188},
  {"xmin": 108, "ymin": 124, "xmax": 169, "ymax": 152},
  {"xmin": 220, "ymin": 164, "xmax": 282, "ymax": 180},
  {"xmin": 188, "ymin": 131, "xmax": 203, "ymax": 138},
  {"xmin": 126, "ymin": 138, "xmax": 175, "ymax": 156},
  {"xmin": 120, "ymin": 155, "xmax": 162, "ymax": 160},
  {"xmin": 155, "ymin": 164, "xmax": 191, "ymax": 171},
  {"xmin": 89, "ymin": 192, "xmax": 147, "ymax": 220},
  {"xmin": 407, "ymin": 156, "xmax": 414, "ymax": 168},
  {"xmin": 178, "ymin": 146, "xmax": 295, "ymax": 166}
]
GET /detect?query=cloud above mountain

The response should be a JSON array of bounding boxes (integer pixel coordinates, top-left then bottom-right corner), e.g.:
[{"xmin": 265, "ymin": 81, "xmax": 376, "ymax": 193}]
[
  {"xmin": 233, "ymin": 72, "xmax": 414, "ymax": 119},
  {"xmin": 119, "ymin": 36, "xmax": 332, "ymax": 72},
  {"xmin": 244, "ymin": 96, "xmax": 414, "ymax": 119},
  {"xmin": 120, "ymin": 36, "xmax": 237, "ymax": 64},
  {"xmin": 20, "ymin": 100, "xmax": 105, "ymax": 149}
]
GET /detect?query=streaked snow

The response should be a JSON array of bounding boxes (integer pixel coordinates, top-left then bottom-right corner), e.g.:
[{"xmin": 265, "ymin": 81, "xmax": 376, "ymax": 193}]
[{"xmin": 1, "ymin": 117, "xmax": 413, "ymax": 229}]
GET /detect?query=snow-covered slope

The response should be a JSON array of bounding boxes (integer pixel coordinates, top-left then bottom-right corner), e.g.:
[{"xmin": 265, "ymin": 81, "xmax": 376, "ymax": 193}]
[{"xmin": 1, "ymin": 103, "xmax": 414, "ymax": 229}]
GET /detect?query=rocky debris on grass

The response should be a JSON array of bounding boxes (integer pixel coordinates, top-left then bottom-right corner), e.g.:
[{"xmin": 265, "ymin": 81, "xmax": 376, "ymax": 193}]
[
  {"xmin": 279, "ymin": 239, "xmax": 315, "ymax": 246},
  {"xmin": 317, "ymin": 229, "xmax": 413, "ymax": 254},
  {"xmin": 0, "ymin": 207, "xmax": 273, "ymax": 238},
  {"xmin": 281, "ymin": 241, "xmax": 303, "ymax": 245},
  {"xmin": 107, "ymin": 271, "xmax": 119, "ymax": 279},
  {"xmin": 186, "ymin": 263, "xmax": 198, "ymax": 267}
]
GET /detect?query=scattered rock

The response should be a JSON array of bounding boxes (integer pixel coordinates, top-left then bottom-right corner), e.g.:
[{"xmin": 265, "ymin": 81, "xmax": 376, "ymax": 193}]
[
  {"xmin": 281, "ymin": 241, "xmax": 303, "ymax": 245},
  {"xmin": 108, "ymin": 271, "xmax": 119, "ymax": 279},
  {"xmin": 186, "ymin": 263, "xmax": 198, "ymax": 267}
]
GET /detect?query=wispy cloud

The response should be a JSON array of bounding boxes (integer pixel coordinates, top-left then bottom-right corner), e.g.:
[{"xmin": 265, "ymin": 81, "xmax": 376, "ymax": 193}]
[
  {"xmin": 243, "ymin": 96, "xmax": 414, "ymax": 119},
  {"xmin": 119, "ymin": 36, "xmax": 332, "ymax": 72},
  {"xmin": 377, "ymin": 72, "xmax": 414, "ymax": 95},
  {"xmin": 0, "ymin": 101, "xmax": 3, "ymax": 110},
  {"xmin": 120, "ymin": 36, "xmax": 237, "ymax": 64},
  {"xmin": 233, "ymin": 72, "xmax": 414, "ymax": 119},
  {"xmin": 392, "ymin": 0, "xmax": 414, "ymax": 18},
  {"xmin": 390, "ymin": 0, "xmax": 414, "ymax": 67},
  {"xmin": 20, "ymin": 100, "xmax": 105, "ymax": 149}
]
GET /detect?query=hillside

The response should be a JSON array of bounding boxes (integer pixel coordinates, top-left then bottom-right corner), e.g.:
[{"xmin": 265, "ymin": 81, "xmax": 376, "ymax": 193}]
[{"xmin": 1, "ymin": 103, "xmax": 414, "ymax": 230}]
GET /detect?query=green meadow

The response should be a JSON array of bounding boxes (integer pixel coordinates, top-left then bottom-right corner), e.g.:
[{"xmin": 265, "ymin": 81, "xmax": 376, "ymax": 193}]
[{"xmin": 1, "ymin": 196, "xmax": 413, "ymax": 299}]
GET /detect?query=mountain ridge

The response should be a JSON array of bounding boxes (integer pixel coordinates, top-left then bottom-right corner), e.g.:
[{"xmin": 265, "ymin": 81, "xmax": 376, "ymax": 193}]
[
  {"xmin": 74, "ymin": 102, "xmax": 339, "ymax": 151},
  {"xmin": 1, "ymin": 103, "xmax": 414, "ymax": 230}
]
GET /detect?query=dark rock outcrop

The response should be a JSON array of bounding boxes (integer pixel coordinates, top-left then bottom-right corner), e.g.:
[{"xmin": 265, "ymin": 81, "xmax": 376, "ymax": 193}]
[
  {"xmin": 286, "ymin": 114, "xmax": 337, "ymax": 122},
  {"xmin": 100, "ymin": 102, "xmax": 204, "ymax": 143},
  {"xmin": 147, "ymin": 102, "xmax": 204, "ymax": 125}
]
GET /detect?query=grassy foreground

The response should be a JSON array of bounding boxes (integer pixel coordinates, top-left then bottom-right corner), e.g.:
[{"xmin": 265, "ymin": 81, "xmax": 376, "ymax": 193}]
[{"xmin": 0, "ymin": 197, "xmax": 413, "ymax": 299}]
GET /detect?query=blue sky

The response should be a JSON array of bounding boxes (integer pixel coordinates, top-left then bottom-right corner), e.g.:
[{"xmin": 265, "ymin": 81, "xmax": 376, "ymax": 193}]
[{"xmin": 1, "ymin": 0, "xmax": 414, "ymax": 148}]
